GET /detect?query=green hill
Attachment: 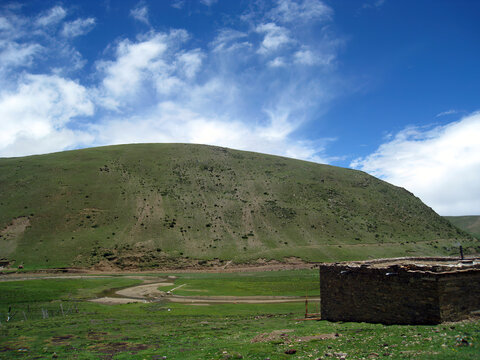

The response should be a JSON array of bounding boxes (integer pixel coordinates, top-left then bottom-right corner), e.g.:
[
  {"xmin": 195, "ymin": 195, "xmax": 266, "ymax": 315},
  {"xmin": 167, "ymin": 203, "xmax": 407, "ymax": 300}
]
[
  {"xmin": 0, "ymin": 144, "xmax": 476, "ymax": 269},
  {"xmin": 445, "ymin": 216, "xmax": 480, "ymax": 239}
]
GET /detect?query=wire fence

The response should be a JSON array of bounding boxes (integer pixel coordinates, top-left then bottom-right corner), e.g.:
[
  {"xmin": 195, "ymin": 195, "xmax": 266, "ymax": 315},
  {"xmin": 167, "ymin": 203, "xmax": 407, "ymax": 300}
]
[{"xmin": 0, "ymin": 302, "xmax": 80, "ymax": 324}]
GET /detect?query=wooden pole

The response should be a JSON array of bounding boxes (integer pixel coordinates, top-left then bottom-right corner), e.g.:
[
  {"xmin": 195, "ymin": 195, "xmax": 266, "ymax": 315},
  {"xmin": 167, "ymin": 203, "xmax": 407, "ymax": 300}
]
[
  {"xmin": 305, "ymin": 292, "xmax": 308, "ymax": 318},
  {"xmin": 319, "ymin": 265, "xmax": 321, "ymax": 317}
]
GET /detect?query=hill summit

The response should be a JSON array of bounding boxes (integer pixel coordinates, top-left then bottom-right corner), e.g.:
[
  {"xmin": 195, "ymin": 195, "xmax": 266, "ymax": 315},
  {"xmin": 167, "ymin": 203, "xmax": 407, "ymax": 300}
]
[{"xmin": 0, "ymin": 144, "xmax": 475, "ymax": 269}]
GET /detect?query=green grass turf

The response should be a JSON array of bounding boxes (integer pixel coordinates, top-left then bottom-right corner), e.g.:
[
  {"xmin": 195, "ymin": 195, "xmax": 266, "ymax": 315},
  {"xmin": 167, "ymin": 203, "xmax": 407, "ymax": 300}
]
[
  {"xmin": 159, "ymin": 269, "xmax": 319, "ymax": 297},
  {"xmin": 0, "ymin": 273, "xmax": 479, "ymax": 359},
  {"xmin": 1, "ymin": 300, "xmax": 478, "ymax": 359},
  {"xmin": 0, "ymin": 277, "xmax": 142, "ymax": 304}
]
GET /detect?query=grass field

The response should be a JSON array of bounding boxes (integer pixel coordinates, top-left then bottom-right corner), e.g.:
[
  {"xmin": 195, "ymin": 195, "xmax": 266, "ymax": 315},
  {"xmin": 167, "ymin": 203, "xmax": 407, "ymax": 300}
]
[
  {"xmin": 1, "ymin": 271, "xmax": 479, "ymax": 359},
  {"xmin": 0, "ymin": 277, "xmax": 142, "ymax": 304},
  {"xmin": 159, "ymin": 269, "xmax": 319, "ymax": 297}
]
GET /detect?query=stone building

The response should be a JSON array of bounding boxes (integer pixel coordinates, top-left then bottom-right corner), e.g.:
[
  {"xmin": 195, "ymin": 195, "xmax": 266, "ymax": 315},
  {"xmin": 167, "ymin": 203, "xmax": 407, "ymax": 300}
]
[{"xmin": 320, "ymin": 257, "xmax": 480, "ymax": 324}]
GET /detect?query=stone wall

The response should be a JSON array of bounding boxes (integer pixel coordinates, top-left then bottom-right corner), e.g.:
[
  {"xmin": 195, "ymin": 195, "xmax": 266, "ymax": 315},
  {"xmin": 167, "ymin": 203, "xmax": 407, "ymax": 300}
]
[
  {"xmin": 320, "ymin": 258, "xmax": 480, "ymax": 324},
  {"xmin": 438, "ymin": 270, "xmax": 480, "ymax": 322}
]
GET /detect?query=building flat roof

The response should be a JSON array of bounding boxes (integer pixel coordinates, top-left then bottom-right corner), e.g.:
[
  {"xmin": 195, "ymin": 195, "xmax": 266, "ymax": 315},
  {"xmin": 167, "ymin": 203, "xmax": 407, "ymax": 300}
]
[{"xmin": 320, "ymin": 256, "xmax": 480, "ymax": 274}]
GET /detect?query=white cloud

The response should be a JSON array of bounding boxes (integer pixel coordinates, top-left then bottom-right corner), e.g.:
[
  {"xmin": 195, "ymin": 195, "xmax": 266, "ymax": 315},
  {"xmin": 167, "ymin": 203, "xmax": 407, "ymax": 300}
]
[
  {"xmin": 96, "ymin": 30, "xmax": 192, "ymax": 107},
  {"xmin": 294, "ymin": 47, "xmax": 335, "ymax": 66},
  {"xmin": 177, "ymin": 49, "xmax": 204, "ymax": 79},
  {"xmin": 61, "ymin": 18, "xmax": 96, "ymax": 38},
  {"xmin": 268, "ymin": 57, "xmax": 287, "ymax": 67},
  {"xmin": 200, "ymin": 0, "xmax": 218, "ymax": 6},
  {"xmin": 1, "ymin": 9, "xmax": 32, "ymax": 40},
  {"xmin": 171, "ymin": 0, "xmax": 185, "ymax": 10},
  {"xmin": 0, "ymin": 41, "xmax": 42, "ymax": 70},
  {"xmin": 0, "ymin": 16, "xmax": 12, "ymax": 31},
  {"xmin": 269, "ymin": 0, "xmax": 332, "ymax": 24},
  {"xmin": 362, "ymin": 0, "xmax": 386, "ymax": 10},
  {"xmin": 256, "ymin": 22, "xmax": 292, "ymax": 55},
  {"xmin": 130, "ymin": 4, "xmax": 149, "ymax": 25},
  {"xmin": 351, "ymin": 112, "xmax": 480, "ymax": 216},
  {"xmin": 87, "ymin": 25, "xmax": 336, "ymax": 163},
  {"xmin": 91, "ymin": 101, "xmax": 330, "ymax": 164},
  {"xmin": 0, "ymin": 7, "xmax": 93, "ymax": 76},
  {"xmin": 210, "ymin": 29, "xmax": 248, "ymax": 53},
  {"xmin": 436, "ymin": 109, "xmax": 458, "ymax": 117},
  {"xmin": 98, "ymin": 35, "xmax": 169, "ymax": 102},
  {"xmin": 0, "ymin": 3, "xmax": 342, "ymax": 167},
  {"xmin": 0, "ymin": 74, "xmax": 94, "ymax": 157},
  {"xmin": 35, "ymin": 6, "xmax": 66, "ymax": 27}
]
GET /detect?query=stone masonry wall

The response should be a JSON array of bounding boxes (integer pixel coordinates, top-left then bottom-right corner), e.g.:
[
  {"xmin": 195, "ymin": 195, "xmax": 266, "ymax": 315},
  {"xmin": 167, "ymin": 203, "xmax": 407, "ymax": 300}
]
[
  {"xmin": 320, "ymin": 261, "xmax": 480, "ymax": 324},
  {"xmin": 320, "ymin": 264, "xmax": 441, "ymax": 325},
  {"xmin": 438, "ymin": 270, "xmax": 480, "ymax": 321}
]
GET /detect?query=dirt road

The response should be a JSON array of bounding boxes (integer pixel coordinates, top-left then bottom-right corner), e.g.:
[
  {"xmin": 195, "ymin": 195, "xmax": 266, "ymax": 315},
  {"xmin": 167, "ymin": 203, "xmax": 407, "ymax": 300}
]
[{"xmin": 93, "ymin": 279, "xmax": 318, "ymax": 305}]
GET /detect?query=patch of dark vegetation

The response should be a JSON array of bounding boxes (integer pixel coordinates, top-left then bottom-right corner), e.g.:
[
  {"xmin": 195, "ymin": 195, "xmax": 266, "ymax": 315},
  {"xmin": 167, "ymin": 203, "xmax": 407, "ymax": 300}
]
[
  {"xmin": 263, "ymin": 200, "xmax": 296, "ymax": 220},
  {"xmin": 90, "ymin": 342, "xmax": 149, "ymax": 359},
  {"xmin": 50, "ymin": 335, "xmax": 74, "ymax": 343}
]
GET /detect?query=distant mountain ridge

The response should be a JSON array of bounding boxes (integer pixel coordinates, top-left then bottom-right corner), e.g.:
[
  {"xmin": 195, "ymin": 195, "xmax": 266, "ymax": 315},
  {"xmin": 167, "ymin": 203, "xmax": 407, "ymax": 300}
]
[
  {"xmin": 0, "ymin": 143, "xmax": 476, "ymax": 270},
  {"xmin": 445, "ymin": 216, "xmax": 480, "ymax": 240}
]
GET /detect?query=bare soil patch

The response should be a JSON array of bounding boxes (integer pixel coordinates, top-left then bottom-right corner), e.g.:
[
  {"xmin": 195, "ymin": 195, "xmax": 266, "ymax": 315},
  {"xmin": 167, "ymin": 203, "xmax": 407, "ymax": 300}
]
[
  {"xmin": 1, "ymin": 216, "xmax": 30, "ymax": 239},
  {"xmin": 116, "ymin": 282, "xmax": 172, "ymax": 298},
  {"xmin": 251, "ymin": 329, "xmax": 294, "ymax": 343},
  {"xmin": 90, "ymin": 297, "xmax": 147, "ymax": 305},
  {"xmin": 296, "ymin": 333, "xmax": 340, "ymax": 342},
  {"xmin": 50, "ymin": 335, "xmax": 74, "ymax": 344},
  {"xmin": 0, "ymin": 216, "xmax": 30, "ymax": 257},
  {"xmin": 89, "ymin": 342, "xmax": 149, "ymax": 359},
  {"xmin": 251, "ymin": 330, "xmax": 340, "ymax": 344},
  {"xmin": 84, "ymin": 253, "xmax": 316, "ymax": 273}
]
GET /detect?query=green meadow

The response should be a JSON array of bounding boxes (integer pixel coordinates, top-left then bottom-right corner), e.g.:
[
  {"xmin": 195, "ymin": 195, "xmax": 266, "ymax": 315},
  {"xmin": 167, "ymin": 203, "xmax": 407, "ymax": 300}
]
[
  {"xmin": 1, "ymin": 271, "xmax": 478, "ymax": 359},
  {"xmin": 158, "ymin": 269, "xmax": 319, "ymax": 297}
]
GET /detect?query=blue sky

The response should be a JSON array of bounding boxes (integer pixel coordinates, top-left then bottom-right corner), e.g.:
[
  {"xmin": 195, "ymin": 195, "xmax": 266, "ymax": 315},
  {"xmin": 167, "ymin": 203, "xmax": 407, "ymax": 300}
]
[{"xmin": 1, "ymin": 0, "xmax": 479, "ymax": 216}]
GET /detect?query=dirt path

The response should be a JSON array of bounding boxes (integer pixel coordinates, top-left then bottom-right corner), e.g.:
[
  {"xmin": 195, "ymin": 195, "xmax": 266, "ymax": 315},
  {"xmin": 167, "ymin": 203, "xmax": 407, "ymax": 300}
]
[
  {"xmin": 92, "ymin": 280, "xmax": 319, "ymax": 305},
  {"xmin": 90, "ymin": 297, "xmax": 148, "ymax": 304},
  {"xmin": 115, "ymin": 282, "xmax": 173, "ymax": 298}
]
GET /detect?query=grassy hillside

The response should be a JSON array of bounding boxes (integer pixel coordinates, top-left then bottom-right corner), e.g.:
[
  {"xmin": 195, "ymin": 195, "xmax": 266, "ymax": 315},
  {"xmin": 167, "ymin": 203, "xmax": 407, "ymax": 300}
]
[
  {"xmin": 0, "ymin": 143, "xmax": 476, "ymax": 269},
  {"xmin": 445, "ymin": 216, "xmax": 480, "ymax": 239}
]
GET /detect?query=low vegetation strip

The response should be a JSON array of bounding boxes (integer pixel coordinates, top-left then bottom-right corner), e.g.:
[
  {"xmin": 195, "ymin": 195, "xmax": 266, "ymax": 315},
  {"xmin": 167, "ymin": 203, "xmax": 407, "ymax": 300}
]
[{"xmin": 167, "ymin": 295, "xmax": 314, "ymax": 304}]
